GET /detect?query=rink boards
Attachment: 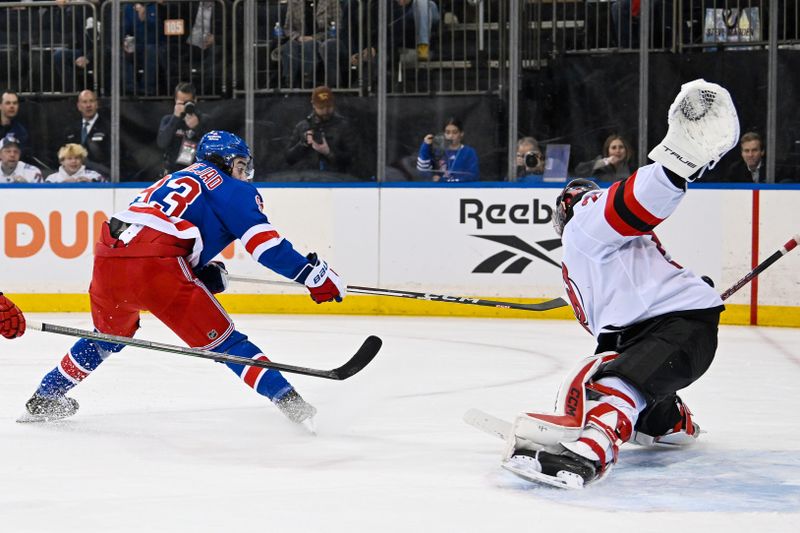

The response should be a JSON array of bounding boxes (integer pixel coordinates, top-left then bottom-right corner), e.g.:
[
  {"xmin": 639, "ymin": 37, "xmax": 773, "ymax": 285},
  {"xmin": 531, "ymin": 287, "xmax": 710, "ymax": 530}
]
[{"xmin": 1, "ymin": 184, "xmax": 797, "ymax": 327}]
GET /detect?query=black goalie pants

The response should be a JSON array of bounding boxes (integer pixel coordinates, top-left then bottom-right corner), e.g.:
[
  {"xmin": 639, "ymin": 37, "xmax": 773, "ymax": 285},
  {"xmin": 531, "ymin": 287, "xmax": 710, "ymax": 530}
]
[{"xmin": 593, "ymin": 310, "xmax": 721, "ymax": 436}]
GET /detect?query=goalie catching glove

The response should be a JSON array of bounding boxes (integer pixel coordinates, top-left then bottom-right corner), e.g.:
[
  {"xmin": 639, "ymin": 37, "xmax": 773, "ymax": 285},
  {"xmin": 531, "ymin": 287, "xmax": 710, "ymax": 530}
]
[
  {"xmin": 0, "ymin": 292, "xmax": 26, "ymax": 339},
  {"xmin": 301, "ymin": 253, "xmax": 346, "ymax": 304},
  {"xmin": 648, "ymin": 78, "xmax": 740, "ymax": 180}
]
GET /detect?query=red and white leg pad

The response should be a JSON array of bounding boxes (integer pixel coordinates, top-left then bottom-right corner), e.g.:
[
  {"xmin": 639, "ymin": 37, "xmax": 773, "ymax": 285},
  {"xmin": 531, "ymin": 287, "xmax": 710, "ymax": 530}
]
[
  {"xmin": 504, "ymin": 352, "xmax": 619, "ymax": 459},
  {"xmin": 562, "ymin": 376, "xmax": 644, "ymax": 468}
]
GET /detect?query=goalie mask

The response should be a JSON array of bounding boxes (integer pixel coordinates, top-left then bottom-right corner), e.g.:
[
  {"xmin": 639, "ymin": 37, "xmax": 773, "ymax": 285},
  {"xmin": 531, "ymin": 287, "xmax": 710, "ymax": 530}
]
[{"xmin": 553, "ymin": 178, "xmax": 600, "ymax": 236}]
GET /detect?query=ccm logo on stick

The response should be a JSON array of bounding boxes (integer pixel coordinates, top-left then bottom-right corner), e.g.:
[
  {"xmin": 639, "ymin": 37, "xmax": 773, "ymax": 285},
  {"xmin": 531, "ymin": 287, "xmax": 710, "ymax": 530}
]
[{"xmin": 460, "ymin": 199, "xmax": 553, "ymax": 230}]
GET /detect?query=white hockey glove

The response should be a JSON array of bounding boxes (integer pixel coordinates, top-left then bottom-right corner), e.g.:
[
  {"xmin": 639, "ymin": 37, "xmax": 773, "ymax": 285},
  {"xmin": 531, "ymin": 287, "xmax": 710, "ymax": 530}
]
[{"xmin": 648, "ymin": 79, "xmax": 740, "ymax": 180}]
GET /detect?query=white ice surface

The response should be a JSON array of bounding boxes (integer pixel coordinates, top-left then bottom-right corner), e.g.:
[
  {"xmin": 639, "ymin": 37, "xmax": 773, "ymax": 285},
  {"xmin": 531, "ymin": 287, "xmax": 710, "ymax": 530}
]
[{"xmin": 1, "ymin": 314, "xmax": 798, "ymax": 532}]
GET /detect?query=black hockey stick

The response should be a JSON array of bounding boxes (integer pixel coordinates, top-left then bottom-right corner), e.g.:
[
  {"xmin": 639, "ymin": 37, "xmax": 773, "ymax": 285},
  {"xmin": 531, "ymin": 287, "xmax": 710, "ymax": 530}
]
[
  {"xmin": 720, "ymin": 234, "xmax": 799, "ymax": 301},
  {"xmin": 26, "ymin": 320, "xmax": 382, "ymax": 381},
  {"xmin": 227, "ymin": 275, "xmax": 568, "ymax": 312},
  {"xmin": 232, "ymin": 232, "xmax": 798, "ymax": 313}
]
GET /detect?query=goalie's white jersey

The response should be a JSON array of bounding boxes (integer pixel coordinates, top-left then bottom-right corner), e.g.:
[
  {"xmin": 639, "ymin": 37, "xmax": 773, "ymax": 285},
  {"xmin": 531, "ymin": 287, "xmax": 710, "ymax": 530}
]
[{"xmin": 560, "ymin": 163, "xmax": 722, "ymax": 338}]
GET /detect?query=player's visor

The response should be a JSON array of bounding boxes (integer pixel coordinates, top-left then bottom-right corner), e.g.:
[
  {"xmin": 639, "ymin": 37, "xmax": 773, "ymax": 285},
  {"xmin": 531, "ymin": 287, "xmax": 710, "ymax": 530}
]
[{"xmin": 232, "ymin": 157, "xmax": 254, "ymax": 181}]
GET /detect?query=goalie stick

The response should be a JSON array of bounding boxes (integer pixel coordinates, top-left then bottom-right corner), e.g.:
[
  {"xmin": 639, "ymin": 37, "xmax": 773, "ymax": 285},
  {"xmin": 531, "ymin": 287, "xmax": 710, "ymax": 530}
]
[
  {"xmin": 720, "ymin": 234, "xmax": 799, "ymax": 301},
  {"xmin": 26, "ymin": 320, "xmax": 382, "ymax": 381},
  {"xmin": 228, "ymin": 275, "xmax": 568, "ymax": 312},
  {"xmin": 463, "ymin": 408, "xmax": 511, "ymax": 440}
]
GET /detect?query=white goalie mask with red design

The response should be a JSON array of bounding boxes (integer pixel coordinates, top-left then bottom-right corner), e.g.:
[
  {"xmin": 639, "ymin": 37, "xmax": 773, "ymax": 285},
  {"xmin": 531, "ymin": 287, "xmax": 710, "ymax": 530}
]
[{"xmin": 553, "ymin": 178, "xmax": 600, "ymax": 236}]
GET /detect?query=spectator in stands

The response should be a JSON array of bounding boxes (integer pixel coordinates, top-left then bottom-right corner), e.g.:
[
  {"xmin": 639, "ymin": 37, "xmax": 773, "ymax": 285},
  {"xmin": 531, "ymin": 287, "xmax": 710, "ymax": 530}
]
[
  {"xmin": 0, "ymin": 4, "xmax": 32, "ymax": 92},
  {"xmin": 0, "ymin": 92, "xmax": 31, "ymax": 158},
  {"xmin": 181, "ymin": 0, "xmax": 224, "ymax": 94},
  {"xmin": 157, "ymin": 82, "xmax": 212, "ymax": 176},
  {"xmin": 417, "ymin": 117, "xmax": 479, "ymax": 182},
  {"xmin": 725, "ymin": 131, "xmax": 766, "ymax": 183},
  {"xmin": 123, "ymin": 2, "xmax": 168, "ymax": 95},
  {"xmin": 574, "ymin": 134, "xmax": 634, "ymax": 182},
  {"xmin": 392, "ymin": 0, "xmax": 440, "ymax": 61},
  {"xmin": 513, "ymin": 136, "xmax": 545, "ymax": 181},
  {"xmin": 45, "ymin": 143, "xmax": 105, "ymax": 183},
  {"xmin": 350, "ymin": 0, "xmax": 441, "ymax": 65},
  {"xmin": 63, "ymin": 90, "xmax": 110, "ymax": 177},
  {"xmin": 278, "ymin": 0, "xmax": 349, "ymax": 88},
  {"xmin": 285, "ymin": 86, "xmax": 357, "ymax": 176},
  {"xmin": 52, "ymin": 0, "xmax": 103, "ymax": 93},
  {"xmin": 0, "ymin": 136, "xmax": 42, "ymax": 183},
  {"xmin": 611, "ymin": 0, "xmax": 673, "ymax": 48}
]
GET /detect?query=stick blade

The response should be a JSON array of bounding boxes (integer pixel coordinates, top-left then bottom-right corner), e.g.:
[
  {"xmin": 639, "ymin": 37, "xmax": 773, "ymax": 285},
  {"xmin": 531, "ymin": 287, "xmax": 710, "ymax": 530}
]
[
  {"xmin": 520, "ymin": 297, "xmax": 568, "ymax": 311},
  {"xmin": 329, "ymin": 335, "xmax": 383, "ymax": 380}
]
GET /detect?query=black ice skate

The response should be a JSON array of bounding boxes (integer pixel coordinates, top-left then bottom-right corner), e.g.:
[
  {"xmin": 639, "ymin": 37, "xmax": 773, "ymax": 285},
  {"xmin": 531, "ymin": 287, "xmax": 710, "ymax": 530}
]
[
  {"xmin": 501, "ymin": 448, "xmax": 602, "ymax": 489},
  {"xmin": 17, "ymin": 394, "xmax": 80, "ymax": 423},
  {"xmin": 274, "ymin": 389, "xmax": 317, "ymax": 432},
  {"xmin": 632, "ymin": 396, "xmax": 701, "ymax": 447}
]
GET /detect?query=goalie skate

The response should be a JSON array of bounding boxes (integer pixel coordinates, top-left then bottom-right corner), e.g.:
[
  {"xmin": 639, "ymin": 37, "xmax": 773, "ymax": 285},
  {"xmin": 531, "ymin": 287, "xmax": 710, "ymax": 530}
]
[
  {"xmin": 17, "ymin": 394, "xmax": 80, "ymax": 423},
  {"xmin": 501, "ymin": 448, "xmax": 605, "ymax": 490},
  {"xmin": 632, "ymin": 397, "xmax": 702, "ymax": 448}
]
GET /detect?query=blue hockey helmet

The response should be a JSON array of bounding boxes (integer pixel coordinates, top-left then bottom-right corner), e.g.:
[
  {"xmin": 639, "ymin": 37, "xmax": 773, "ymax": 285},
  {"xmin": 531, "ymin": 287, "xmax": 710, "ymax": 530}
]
[
  {"xmin": 553, "ymin": 178, "xmax": 600, "ymax": 236},
  {"xmin": 196, "ymin": 130, "xmax": 254, "ymax": 180}
]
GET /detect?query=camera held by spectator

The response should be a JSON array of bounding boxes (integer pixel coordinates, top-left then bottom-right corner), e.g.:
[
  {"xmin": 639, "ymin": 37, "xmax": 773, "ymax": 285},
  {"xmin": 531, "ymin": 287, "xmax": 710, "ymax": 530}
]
[
  {"xmin": 308, "ymin": 126, "xmax": 325, "ymax": 146},
  {"xmin": 182, "ymin": 101, "xmax": 197, "ymax": 118},
  {"xmin": 524, "ymin": 150, "xmax": 543, "ymax": 170}
]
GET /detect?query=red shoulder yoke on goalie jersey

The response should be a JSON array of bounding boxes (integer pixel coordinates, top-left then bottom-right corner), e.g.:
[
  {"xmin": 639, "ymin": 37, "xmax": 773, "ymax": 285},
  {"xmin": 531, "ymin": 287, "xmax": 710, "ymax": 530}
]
[
  {"xmin": 604, "ymin": 169, "xmax": 671, "ymax": 236},
  {"xmin": 111, "ymin": 162, "xmax": 310, "ymax": 279}
]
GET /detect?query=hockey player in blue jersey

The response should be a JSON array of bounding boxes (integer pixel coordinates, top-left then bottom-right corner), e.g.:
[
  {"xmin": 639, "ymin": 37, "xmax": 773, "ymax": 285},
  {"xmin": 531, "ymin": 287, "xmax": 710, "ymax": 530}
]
[{"xmin": 21, "ymin": 131, "xmax": 345, "ymax": 426}]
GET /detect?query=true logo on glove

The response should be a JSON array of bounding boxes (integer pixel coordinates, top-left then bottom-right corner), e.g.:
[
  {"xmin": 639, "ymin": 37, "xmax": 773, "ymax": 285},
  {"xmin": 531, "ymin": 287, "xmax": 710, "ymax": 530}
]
[{"xmin": 658, "ymin": 145, "xmax": 699, "ymax": 169}]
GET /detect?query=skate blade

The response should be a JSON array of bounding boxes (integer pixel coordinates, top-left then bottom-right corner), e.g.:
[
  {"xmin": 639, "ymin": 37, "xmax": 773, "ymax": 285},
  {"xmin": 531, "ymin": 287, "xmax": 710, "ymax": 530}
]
[
  {"xmin": 16, "ymin": 411, "xmax": 71, "ymax": 423},
  {"xmin": 501, "ymin": 458, "xmax": 585, "ymax": 490},
  {"xmin": 299, "ymin": 416, "xmax": 317, "ymax": 436}
]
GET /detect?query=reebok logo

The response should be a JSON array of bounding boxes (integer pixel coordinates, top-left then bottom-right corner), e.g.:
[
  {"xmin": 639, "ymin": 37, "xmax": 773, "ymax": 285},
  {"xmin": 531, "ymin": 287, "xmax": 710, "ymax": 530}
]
[
  {"xmin": 471, "ymin": 235, "xmax": 562, "ymax": 273},
  {"xmin": 460, "ymin": 198, "xmax": 553, "ymax": 230}
]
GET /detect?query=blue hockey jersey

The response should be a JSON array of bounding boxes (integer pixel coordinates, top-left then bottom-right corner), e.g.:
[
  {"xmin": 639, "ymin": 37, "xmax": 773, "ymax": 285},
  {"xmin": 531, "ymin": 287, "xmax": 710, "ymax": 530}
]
[{"xmin": 112, "ymin": 161, "xmax": 309, "ymax": 280}]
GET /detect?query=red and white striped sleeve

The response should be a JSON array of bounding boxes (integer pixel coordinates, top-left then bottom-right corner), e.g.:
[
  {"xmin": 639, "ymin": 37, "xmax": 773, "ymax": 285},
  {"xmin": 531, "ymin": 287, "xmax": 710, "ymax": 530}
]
[
  {"xmin": 240, "ymin": 223, "xmax": 284, "ymax": 262},
  {"xmin": 602, "ymin": 164, "xmax": 684, "ymax": 237}
]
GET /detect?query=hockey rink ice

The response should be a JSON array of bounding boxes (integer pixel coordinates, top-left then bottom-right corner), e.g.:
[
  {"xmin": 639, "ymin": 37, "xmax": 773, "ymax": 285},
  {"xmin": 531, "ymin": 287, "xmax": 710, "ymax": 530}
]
[{"xmin": 1, "ymin": 313, "xmax": 798, "ymax": 532}]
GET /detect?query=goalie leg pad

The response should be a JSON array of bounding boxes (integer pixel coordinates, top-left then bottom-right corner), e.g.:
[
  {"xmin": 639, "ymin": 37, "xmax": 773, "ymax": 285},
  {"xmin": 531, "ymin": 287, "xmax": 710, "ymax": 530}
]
[
  {"xmin": 562, "ymin": 376, "xmax": 645, "ymax": 468},
  {"xmin": 504, "ymin": 352, "xmax": 619, "ymax": 458}
]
